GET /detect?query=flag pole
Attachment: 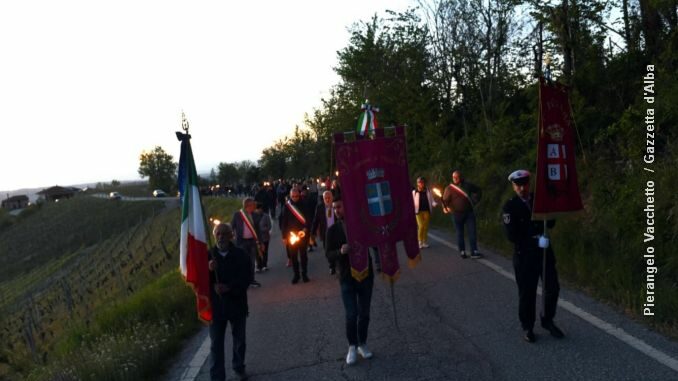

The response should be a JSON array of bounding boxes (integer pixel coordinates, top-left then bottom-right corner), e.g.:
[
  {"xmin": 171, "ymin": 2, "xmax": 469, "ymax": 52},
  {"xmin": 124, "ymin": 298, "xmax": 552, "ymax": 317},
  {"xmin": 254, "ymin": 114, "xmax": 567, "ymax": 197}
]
[{"xmin": 541, "ymin": 220, "xmax": 547, "ymax": 319}]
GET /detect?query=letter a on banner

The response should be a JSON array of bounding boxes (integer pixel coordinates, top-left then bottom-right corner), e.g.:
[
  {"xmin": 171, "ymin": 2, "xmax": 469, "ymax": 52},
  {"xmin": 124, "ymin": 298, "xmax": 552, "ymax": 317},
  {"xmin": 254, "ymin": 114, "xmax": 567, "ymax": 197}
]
[{"xmin": 533, "ymin": 78, "xmax": 583, "ymax": 218}]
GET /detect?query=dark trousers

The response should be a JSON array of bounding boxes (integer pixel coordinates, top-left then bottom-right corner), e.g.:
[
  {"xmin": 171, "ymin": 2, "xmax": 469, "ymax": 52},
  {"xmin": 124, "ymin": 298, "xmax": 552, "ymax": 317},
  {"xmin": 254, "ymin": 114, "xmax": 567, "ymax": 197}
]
[
  {"xmin": 258, "ymin": 241, "xmax": 269, "ymax": 269},
  {"xmin": 286, "ymin": 242, "xmax": 308, "ymax": 277},
  {"xmin": 209, "ymin": 316, "xmax": 246, "ymax": 381},
  {"xmin": 512, "ymin": 247, "xmax": 560, "ymax": 330},
  {"xmin": 340, "ymin": 276, "xmax": 374, "ymax": 346},
  {"xmin": 453, "ymin": 211, "xmax": 478, "ymax": 252},
  {"xmin": 238, "ymin": 239, "xmax": 258, "ymax": 282}
]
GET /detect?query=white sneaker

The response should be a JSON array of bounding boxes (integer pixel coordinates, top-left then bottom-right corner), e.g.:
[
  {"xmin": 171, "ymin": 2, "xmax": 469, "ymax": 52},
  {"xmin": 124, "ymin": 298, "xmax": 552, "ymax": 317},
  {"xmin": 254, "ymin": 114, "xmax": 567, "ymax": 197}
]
[
  {"xmin": 357, "ymin": 345, "xmax": 373, "ymax": 359},
  {"xmin": 418, "ymin": 241, "xmax": 423, "ymax": 248},
  {"xmin": 421, "ymin": 242, "xmax": 430, "ymax": 248},
  {"xmin": 346, "ymin": 345, "xmax": 357, "ymax": 365}
]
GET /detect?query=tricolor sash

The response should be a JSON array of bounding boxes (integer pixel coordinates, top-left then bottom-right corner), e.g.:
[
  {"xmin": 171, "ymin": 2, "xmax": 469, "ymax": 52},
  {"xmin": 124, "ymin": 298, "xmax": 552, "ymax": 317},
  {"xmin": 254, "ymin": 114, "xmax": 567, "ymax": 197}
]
[
  {"xmin": 448, "ymin": 183, "xmax": 475, "ymax": 208},
  {"xmin": 286, "ymin": 200, "xmax": 306, "ymax": 225},
  {"xmin": 239, "ymin": 209, "xmax": 259, "ymax": 242}
]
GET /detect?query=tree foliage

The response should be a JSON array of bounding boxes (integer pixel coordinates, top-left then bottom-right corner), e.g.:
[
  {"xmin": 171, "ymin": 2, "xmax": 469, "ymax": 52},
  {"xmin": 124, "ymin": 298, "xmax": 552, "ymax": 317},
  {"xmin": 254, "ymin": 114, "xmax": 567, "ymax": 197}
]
[
  {"xmin": 258, "ymin": 2, "xmax": 678, "ymax": 329},
  {"xmin": 138, "ymin": 146, "xmax": 177, "ymax": 193}
]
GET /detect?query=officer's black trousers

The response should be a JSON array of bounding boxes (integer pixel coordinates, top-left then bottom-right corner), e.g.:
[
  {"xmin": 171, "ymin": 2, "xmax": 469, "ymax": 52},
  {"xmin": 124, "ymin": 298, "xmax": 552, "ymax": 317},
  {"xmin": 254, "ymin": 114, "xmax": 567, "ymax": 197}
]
[{"xmin": 512, "ymin": 247, "xmax": 560, "ymax": 330}]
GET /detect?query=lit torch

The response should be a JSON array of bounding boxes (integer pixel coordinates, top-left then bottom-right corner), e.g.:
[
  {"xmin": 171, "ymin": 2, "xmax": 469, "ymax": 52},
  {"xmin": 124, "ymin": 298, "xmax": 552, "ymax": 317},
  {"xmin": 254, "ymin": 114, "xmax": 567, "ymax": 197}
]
[
  {"xmin": 432, "ymin": 187, "xmax": 451, "ymax": 213},
  {"xmin": 289, "ymin": 230, "xmax": 306, "ymax": 246},
  {"xmin": 209, "ymin": 217, "xmax": 221, "ymax": 226}
]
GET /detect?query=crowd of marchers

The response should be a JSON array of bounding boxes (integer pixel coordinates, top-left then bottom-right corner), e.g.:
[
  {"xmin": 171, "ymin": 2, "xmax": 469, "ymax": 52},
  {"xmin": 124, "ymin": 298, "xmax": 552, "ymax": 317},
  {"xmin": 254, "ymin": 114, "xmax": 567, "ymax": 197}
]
[{"xmin": 205, "ymin": 169, "xmax": 565, "ymax": 381}]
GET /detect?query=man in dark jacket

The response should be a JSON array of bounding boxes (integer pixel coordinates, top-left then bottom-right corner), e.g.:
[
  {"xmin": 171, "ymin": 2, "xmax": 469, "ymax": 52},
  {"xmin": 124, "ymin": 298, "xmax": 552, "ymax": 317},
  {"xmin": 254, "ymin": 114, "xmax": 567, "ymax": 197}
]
[
  {"xmin": 325, "ymin": 197, "xmax": 375, "ymax": 365},
  {"xmin": 502, "ymin": 169, "xmax": 563, "ymax": 343},
  {"xmin": 231, "ymin": 197, "xmax": 262, "ymax": 287},
  {"xmin": 279, "ymin": 188, "xmax": 312, "ymax": 284},
  {"xmin": 312, "ymin": 190, "xmax": 337, "ymax": 274},
  {"xmin": 442, "ymin": 169, "xmax": 482, "ymax": 259},
  {"xmin": 208, "ymin": 223, "xmax": 252, "ymax": 381}
]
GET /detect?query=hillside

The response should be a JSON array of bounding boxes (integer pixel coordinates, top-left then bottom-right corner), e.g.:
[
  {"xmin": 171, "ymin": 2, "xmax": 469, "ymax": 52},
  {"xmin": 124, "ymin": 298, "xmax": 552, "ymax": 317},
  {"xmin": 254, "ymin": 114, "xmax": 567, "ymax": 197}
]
[{"xmin": 0, "ymin": 196, "xmax": 241, "ymax": 380}]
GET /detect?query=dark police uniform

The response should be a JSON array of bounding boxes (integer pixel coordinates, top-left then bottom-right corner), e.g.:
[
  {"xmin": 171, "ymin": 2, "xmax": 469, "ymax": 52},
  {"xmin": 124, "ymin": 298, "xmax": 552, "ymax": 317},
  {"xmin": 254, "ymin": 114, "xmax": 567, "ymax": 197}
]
[{"xmin": 502, "ymin": 193, "xmax": 560, "ymax": 334}]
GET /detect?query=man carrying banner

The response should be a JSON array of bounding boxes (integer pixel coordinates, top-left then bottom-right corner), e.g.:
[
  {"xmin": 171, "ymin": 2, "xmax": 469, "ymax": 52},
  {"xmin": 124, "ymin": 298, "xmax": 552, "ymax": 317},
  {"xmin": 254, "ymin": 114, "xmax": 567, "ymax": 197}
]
[
  {"xmin": 208, "ymin": 223, "xmax": 251, "ymax": 381},
  {"xmin": 502, "ymin": 170, "xmax": 564, "ymax": 343},
  {"xmin": 442, "ymin": 170, "xmax": 482, "ymax": 259},
  {"xmin": 231, "ymin": 197, "xmax": 262, "ymax": 288},
  {"xmin": 325, "ymin": 197, "xmax": 375, "ymax": 365},
  {"xmin": 279, "ymin": 188, "xmax": 312, "ymax": 284}
]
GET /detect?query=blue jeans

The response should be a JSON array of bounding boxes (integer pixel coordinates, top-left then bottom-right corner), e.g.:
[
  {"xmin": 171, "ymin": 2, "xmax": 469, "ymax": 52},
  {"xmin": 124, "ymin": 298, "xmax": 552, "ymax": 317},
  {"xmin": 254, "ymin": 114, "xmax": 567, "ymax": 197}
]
[
  {"xmin": 453, "ymin": 211, "xmax": 478, "ymax": 252},
  {"xmin": 340, "ymin": 276, "xmax": 374, "ymax": 346},
  {"xmin": 209, "ymin": 317, "xmax": 246, "ymax": 381}
]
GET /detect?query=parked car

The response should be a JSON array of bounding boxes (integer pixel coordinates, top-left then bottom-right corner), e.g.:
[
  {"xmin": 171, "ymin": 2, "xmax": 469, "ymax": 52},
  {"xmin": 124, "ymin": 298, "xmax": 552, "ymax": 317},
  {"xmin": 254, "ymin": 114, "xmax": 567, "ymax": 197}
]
[
  {"xmin": 109, "ymin": 192, "xmax": 122, "ymax": 200},
  {"xmin": 152, "ymin": 189, "xmax": 167, "ymax": 198}
]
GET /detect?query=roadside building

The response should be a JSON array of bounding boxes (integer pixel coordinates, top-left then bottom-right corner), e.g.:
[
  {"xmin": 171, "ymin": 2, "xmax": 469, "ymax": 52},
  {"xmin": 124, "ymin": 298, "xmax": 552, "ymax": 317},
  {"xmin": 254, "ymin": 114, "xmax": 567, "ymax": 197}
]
[
  {"xmin": 37, "ymin": 186, "xmax": 77, "ymax": 202},
  {"xmin": 1, "ymin": 195, "xmax": 29, "ymax": 210}
]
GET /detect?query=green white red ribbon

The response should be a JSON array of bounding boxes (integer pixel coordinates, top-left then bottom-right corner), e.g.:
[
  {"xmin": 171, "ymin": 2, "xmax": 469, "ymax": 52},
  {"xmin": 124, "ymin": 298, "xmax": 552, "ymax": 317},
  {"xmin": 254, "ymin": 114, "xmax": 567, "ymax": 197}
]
[
  {"xmin": 448, "ymin": 183, "xmax": 475, "ymax": 208},
  {"xmin": 239, "ymin": 209, "xmax": 259, "ymax": 242},
  {"xmin": 286, "ymin": 200, "xmax": 306, "ymax": 225},
  {"xmin": 356, "ymin": 100, "xmax": 379, "ymax": 136}
]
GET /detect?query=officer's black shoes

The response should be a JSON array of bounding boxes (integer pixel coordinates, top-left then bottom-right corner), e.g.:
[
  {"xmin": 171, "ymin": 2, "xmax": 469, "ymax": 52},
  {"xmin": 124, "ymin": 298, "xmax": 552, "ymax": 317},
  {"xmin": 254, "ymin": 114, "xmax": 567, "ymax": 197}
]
[
  {"xmin": 302, "ymin": 274, "xmax": 310, "ymax": 283},
  {"xmin": 542, "ymin": 321, "xmax": 565, "ymax": 338},
  {"xmin": 471, "ymin": 250, "xmax": 482, "ymax": 259},
  {"xmin": 523, "ymin": 329, "xmax": 536, "ymax": 343},
  {"xmin": 460, "ymin": 250, "xmax": 468, "ymax": 259},
  {"xmin": 292, "ymin": 275, "xmax": 300, "ymax": 284}
]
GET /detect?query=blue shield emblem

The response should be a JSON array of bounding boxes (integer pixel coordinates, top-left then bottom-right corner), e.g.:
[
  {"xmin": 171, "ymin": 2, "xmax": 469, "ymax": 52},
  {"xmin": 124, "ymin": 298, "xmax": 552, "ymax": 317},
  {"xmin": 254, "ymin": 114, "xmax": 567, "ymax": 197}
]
[{"xmin": 366, "ymin": 181, "xmax": 392, "ymax": 216}]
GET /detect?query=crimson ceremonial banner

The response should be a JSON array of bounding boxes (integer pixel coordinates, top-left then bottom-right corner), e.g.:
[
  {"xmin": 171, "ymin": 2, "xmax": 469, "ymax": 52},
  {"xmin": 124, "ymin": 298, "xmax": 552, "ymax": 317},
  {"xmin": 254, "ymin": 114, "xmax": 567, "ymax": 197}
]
[
  {"xmin": 533, "ymin": 78, "xmax": 583, "ymax": 219},
  {"xmin": 334, "ymin": 126, "xmax": 420, "ymax": 281}
]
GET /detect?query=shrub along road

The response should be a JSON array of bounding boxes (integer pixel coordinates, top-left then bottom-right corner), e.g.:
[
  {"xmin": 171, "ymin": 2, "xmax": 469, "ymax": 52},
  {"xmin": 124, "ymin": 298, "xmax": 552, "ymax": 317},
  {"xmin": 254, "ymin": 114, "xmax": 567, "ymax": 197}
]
[{"xmin": 164, "ymin": 225, "xmax": 678, "ymax": 381}]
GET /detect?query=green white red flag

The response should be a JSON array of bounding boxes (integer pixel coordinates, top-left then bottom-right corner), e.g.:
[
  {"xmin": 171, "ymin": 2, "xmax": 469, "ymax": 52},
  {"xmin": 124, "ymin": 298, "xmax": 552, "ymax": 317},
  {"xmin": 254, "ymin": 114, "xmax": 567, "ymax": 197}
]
[
  {"xmin": 177, "ymin": 131, "xmax": 212, "ymax": 322},
  {"xmin": 356, "ymin": 100, "xmax": 379, "ymax": 137}
]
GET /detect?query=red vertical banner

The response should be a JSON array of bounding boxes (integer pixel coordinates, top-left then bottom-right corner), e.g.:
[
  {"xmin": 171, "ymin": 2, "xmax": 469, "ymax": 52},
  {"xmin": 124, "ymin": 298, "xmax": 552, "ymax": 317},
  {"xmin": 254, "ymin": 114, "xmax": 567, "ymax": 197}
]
[
  {"xmin": 334, "ymin": 127, "xmax": 420, "ymax": 281},
  {"xmin": 533, "ymin": 78, "xmax": 584, "ymax": 219}
]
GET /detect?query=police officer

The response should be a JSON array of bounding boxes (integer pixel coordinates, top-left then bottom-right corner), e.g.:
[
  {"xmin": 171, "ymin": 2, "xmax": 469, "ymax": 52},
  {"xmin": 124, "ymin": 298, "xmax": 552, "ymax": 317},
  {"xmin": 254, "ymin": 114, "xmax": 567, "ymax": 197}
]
[{"xmin": 502, "ymin": 169, "xmax": 564, "ymax": 343}]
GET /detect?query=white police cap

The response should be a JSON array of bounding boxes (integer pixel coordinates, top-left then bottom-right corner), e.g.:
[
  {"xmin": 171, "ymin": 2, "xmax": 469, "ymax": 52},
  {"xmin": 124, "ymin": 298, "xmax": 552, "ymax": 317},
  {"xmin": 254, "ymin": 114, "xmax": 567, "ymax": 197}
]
[{"xmin": 508, "ymin": 169, "xmax": 531, "ymax": 182}]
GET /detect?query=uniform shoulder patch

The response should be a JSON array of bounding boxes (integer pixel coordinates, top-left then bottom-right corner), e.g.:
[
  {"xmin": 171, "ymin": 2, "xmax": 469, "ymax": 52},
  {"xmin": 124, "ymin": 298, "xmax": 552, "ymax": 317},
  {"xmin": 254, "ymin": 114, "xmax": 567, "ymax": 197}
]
[{"xmin": 503, "ymin": 213, "xmax": 511, "ymax": 224}]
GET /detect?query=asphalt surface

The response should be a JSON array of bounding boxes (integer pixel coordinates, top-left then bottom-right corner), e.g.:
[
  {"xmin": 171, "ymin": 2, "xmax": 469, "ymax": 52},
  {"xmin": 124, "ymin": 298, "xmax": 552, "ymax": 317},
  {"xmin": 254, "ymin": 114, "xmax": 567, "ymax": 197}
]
[{"xmin": 163, "ymin": 224, "xmax": 678, "ymax": 381}]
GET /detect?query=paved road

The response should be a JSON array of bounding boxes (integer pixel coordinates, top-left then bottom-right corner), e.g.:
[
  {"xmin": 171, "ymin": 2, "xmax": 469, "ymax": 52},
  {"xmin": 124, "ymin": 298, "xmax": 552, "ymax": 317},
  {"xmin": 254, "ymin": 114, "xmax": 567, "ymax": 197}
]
[{"xmin": 164, "ymin": 225, "xmax": 678, "ymax": 381}]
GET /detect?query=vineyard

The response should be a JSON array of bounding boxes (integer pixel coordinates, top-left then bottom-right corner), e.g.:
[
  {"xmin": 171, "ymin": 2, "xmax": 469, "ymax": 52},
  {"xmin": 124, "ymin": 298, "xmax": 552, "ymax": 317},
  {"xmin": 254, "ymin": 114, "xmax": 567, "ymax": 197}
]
[{"xmin": 0, "ymin": 196, "xmax": 241, "ymax": 380}]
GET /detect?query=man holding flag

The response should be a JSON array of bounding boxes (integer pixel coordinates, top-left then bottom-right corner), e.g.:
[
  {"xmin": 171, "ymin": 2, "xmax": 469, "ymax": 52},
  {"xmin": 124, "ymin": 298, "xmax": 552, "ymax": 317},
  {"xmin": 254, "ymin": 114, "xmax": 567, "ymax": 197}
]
[
  {"xmin": 208, "ymin": 223, "xmax": 251, "ymax": 381},
  {"xmin": 502, "ymin": 170, "xmax": 563, "ymax": 343},
  {"xmin": 177, "ymin": 116, "xmax": 251, "ymax": 380}
]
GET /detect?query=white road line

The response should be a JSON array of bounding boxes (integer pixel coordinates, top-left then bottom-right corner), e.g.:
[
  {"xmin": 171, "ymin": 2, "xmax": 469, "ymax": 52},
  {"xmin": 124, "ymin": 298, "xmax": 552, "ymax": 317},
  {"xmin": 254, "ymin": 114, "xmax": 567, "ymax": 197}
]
[
  {"xmin": 428, "ymin": 232, "xmax": 678, "ymax": 374},
  {"xmin": 182, "ymin": 333, "xmax": 211, "ymax": 381}
]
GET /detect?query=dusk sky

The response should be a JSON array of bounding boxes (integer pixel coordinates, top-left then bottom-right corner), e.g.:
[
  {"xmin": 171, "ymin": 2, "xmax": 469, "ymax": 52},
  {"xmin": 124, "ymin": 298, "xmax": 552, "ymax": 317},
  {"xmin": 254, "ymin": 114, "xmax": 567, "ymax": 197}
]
[{"xmin": 0, "ymin": 0, "xmax": 412, "ymax": 191}]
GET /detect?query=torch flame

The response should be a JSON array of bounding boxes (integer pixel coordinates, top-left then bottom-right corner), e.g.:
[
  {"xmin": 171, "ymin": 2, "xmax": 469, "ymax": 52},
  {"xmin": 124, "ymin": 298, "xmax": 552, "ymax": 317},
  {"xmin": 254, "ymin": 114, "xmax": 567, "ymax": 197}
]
[
  {"xmin": 289, "ymin": 230, "xmax": 306, "ymax": 245},
  {"xmin": 432, "ymin": 188, "xmax": 442, "ymax": 198},
  {"xmin": 210, "ymin": 217, "xmax": 221, "ymax": 226}
]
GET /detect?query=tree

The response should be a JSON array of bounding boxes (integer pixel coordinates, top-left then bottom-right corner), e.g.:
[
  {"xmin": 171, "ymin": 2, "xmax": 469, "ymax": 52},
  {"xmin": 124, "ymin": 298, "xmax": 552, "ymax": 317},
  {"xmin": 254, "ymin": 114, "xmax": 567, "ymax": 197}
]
[
  {"xmin": 216, "ymin": 162, "xmax": 239, "ymax": 185},
  {"xmin": 138, "ymin": 146, "xmax": 177, "ymax": 193}
]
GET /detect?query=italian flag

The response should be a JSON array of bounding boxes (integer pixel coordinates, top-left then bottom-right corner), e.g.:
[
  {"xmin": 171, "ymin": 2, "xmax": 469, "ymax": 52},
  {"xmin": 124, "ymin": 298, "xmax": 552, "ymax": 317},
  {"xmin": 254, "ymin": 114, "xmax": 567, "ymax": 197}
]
[
  {"xmin": 178, "ymin": 133, "xmax": 212, "ymax": 322},
  {"xmin": 356, "ymin": 101, "xmax": 379, "ymax": 137}
]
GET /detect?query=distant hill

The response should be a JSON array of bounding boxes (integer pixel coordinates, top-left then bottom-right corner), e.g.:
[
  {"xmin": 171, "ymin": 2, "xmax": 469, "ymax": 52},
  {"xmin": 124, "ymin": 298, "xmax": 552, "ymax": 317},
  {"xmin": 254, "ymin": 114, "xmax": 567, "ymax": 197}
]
[{"xmin": 1, "ymin": 180, "xmax": 150, "ymax": 203}]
